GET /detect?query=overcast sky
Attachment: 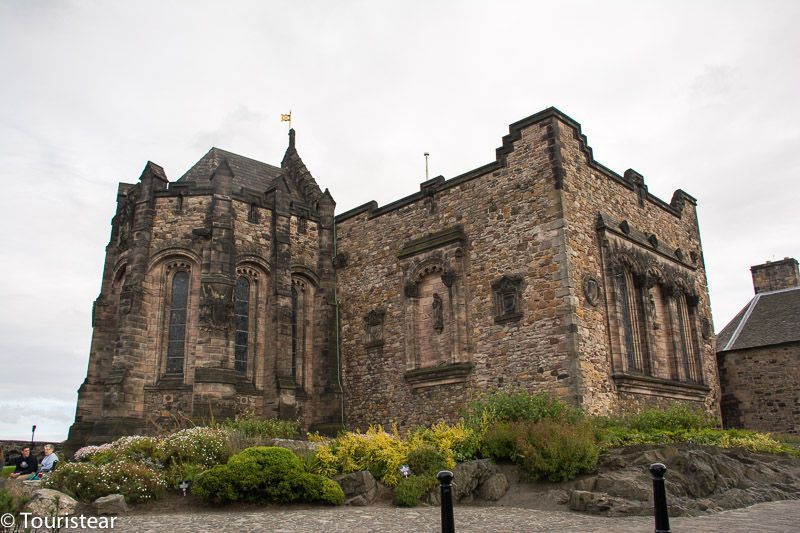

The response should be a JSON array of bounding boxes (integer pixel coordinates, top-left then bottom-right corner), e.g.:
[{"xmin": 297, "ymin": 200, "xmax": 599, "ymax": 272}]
[{"xmin": 1, "ymin": 0, "xmax": 798, "ymax": 442}]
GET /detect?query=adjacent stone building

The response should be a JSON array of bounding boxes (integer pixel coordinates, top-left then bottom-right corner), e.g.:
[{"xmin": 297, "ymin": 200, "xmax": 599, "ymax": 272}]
[
  {"xmin": 68, "ymin": 107, "xmax": 720, "ymax": 449},
  {"xmin": 717, "ymin": 258, "xmax": 800, "ymax": 434}
]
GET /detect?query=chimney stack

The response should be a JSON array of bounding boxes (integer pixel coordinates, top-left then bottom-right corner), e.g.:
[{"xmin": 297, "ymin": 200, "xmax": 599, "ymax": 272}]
[{"xmin": 750, "ymin": 257, "xmax": 800, "ymax": 294}]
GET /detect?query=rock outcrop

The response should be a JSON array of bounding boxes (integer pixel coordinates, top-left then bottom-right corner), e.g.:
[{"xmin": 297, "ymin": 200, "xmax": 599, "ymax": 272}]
[{"xmin": 567, "ymin": 444, "xmax": 800, "ymax": 516}]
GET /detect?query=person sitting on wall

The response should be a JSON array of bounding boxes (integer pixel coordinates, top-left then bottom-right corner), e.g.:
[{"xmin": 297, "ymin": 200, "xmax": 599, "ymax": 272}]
[
  {"xmin": 28, "ymin": 444, "xmax": 58, "ymax": 480},
  {"xmin": 8, "ymin": 446, "xmax": 37, "ymax": 479}
]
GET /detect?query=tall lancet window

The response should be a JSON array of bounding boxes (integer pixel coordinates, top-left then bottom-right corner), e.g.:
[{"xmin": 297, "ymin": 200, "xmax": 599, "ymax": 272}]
[
  {"xmin": 234, "ymin": 276, "xmax": 250, "ymax": 373},
  {"xmin": 166, "ymin": 271, "xmax": 189, "ymax": 375},
  {"xmin": 291, "ymin": 285, "xmax": 299, "ymax": 381}
]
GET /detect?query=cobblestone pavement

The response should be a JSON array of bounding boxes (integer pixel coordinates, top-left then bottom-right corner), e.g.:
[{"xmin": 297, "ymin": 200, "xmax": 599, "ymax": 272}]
[{"xmin": 53, "ymin": 499, "xmax": 800, "ymax": 532}]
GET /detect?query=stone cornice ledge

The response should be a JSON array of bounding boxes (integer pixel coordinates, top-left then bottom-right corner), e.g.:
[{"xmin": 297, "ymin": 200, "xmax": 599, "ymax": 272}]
[
  {"xmin": 612, "ymin": 372, "xmax": 710, "ymax": 401},
  {"xmin": 404, "ymin": 362, "xmax": 474, "ymax": 389}
]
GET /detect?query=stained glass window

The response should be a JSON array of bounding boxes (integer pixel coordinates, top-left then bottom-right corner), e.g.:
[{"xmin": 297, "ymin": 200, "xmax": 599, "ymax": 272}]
[
  {"xmin": 234, "ymin": 277, "xmax": 249, "ymax": 373},
  {"xmin": 166, "ymin": 271, "xmax": 188, "ymax": 375}
]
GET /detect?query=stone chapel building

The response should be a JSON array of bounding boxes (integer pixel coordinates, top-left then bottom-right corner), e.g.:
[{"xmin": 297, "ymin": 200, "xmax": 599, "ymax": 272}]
[{"xmin": 67, "ymin": 107, "xmax": 720, "ymax": 449}]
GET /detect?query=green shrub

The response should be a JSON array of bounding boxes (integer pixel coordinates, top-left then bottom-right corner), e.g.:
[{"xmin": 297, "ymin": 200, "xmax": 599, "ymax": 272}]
[
  {"xmin": 192, "ymin": 446, "xmax": 344, "ymax": 505},
  {"xmin": 393, "ymin": 475, "xmax": 436, "ymax": 507},
  {"xmin": 45, "ymin": 461, "xmax": 167, "ymax": 503},
  {"xmin": 223, "ymin": 414, "xmax": 300, "ymax": 440},
  {"xmin": 191, "ymin": 464, "xmax": 238, "ymax": 503},
  {"xmin": 163, "ymin": 462, "xmax": 206, "ymax": 490},
  {"xmin": 0, "ymin": 488, "xmax": 26, "ymax": 516},
  {"xmin": 463, "ymin": 389, "xmax": 583, "ymax": 429},
  {"xmin": 513, "ymin": 420, "xmax": 599, "ymax": 482},
  {"xmin": 480, "ymin": 422, "xmax": 520, "ymax": 460},
  {"xmin": 620, "ymin": 404, "xmax": 718, "ymax": 432},
  {"xmin": 406, "ymin": 445, "xmax": 448, "ymax": 477}
]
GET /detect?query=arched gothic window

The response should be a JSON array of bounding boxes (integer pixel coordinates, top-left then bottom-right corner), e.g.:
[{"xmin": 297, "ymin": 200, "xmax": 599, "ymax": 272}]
[
  {"xmin": 234, "ymin": 276, "xmax": 250, "ymax": 374},
  {"xmin": 166, "ymin": 271, "xmax": 189, "ymax": 375},
  {"xmin": 614, "ymin": 267, "xmax": 652, "ymax": 375}
]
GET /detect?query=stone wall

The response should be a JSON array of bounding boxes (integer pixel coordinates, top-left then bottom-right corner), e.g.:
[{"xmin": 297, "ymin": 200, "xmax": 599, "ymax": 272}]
[
  {"xmin": 718, "ymin": 342, "xmax": 800, "ymax": 434},
  {"xmin": 336, "ymin": 119, "xmax": 572, "ymax": 430},
  {"xmin": 553, "ymin": 114, "xmax": 719, "ymax": 416},
  {"xmin": 335, "ymin": 108, "xmax": 720, "ymax": 430}
]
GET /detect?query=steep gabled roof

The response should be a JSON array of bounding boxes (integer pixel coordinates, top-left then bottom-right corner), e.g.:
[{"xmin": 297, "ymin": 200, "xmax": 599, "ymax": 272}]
[
  {"xmin": 178, "ymin": 147, "xmax": 282, "ymax": 192},
  {"xmin": 717, "ymin": 287, "xmax": 800, "ymax": 352}
]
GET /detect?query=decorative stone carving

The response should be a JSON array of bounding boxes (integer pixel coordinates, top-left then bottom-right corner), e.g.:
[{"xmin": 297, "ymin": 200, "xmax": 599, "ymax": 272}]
[
  {"xmin": 199, "ymin": 283, "xmax": 233, "ymax": 332},
  {"xmin": 700, "ymin": 318, "xmax": 711, "ymax": 340},
  {"xmin": 432, "ymin": 293, "xmax": 444, "ymax": 334},
  {"xmin": 441, "ymin": 270, "xmax": 457, "ymax": 288},
  {"xmin": 333, "ymin": 251, "xmax": 350, "ymax": 269},
  {"xmin": 116, "ymin": 193, "xmax": 136, "ymax": 249},
  {"xmin": 364, "ymin": 308, "xmax": 386, "ymax": 348},
  {"xmin": 582, "ymin": 276, "xmax": 601, "ymax": 306},
  {"xmin": 619, "ymin": 220, "xmax": 630, "ymax": 235},
  {"xmin": 491, "ymin": 274, "xmax": 524, "ymax": 323}
]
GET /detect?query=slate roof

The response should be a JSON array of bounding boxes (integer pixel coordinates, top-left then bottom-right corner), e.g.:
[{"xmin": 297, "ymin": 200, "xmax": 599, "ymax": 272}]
[
  {"xmin": 717, "ymin": 286, "xmax": 800, "ymax": 352},
  {"xmin": 178, "ymin": 147, "xmax": 282, "ymax": 192}
]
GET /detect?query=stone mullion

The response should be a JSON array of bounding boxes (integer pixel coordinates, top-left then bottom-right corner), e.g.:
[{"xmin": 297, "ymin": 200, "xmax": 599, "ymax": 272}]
[
  {"xmin": 676, "ymin": 294, "xmax": 695, "ymax": 383},
  {"xmin": 445, "ymin": 280, "xmax": 457, "ymax": 364},
  {"xmin": 685, "ymin": 298, "xmax": 703, "ymax": 383},
  {"xmin": 633, "ymin": 280, "xmax": 654, "ymax": 376}
]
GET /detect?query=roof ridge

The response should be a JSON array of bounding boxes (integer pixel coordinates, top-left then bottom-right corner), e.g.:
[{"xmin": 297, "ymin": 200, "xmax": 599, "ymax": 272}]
[
  {"xmin": 723, "ymin": 293, "xmax": 762, "ymax": 351},
  {"xmin": 210, "ymin": 147, "xmax": 282, "ymax": 171}
]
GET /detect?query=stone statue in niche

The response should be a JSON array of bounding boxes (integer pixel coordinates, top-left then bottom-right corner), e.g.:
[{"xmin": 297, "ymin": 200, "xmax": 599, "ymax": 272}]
[
  {"xmin": 647, "ymin": 289, "xmax": 659, "ymax": 329},
  {"xmin": 432, "ymin": 293, "xmax": 444, "ymax": 334}
]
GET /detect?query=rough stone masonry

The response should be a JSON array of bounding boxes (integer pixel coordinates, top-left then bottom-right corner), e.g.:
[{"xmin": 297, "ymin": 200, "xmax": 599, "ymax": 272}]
[{"xmin": 67, "ymin": 107, "xmax": 719, "ymax": 451}]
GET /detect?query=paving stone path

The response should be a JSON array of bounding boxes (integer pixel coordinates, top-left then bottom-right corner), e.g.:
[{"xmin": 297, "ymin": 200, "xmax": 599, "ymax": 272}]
[{"xmin": 59, "ymin": 499, "xmax": 800, "ymax": 532}]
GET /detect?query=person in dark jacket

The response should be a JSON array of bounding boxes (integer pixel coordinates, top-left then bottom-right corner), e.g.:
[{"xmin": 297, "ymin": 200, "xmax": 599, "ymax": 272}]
[{"xmin": 9, "ymin": 446, "xmax": 37, "ymax": 478}]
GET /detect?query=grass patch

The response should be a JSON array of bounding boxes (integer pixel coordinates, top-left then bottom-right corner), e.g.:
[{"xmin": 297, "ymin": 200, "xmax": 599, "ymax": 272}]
[{"xmin": 2, "ymin": 466, "xmax": 14, "ymax": 478}]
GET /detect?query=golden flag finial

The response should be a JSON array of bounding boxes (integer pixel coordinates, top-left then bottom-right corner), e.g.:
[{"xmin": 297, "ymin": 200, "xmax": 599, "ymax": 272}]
[{"xmin": 280, "ymin": 111, "xmax": 292, "ymax": 129}]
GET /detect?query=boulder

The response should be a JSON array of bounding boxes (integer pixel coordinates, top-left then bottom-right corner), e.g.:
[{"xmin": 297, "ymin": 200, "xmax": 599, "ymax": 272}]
[
  {"xmin": 477, "ymin": 473, "xmax": 509, "ymax": 501},
  {"xmin": 334, "ymin": 470, "xmax": 378, "ymax": 506},
  {"xmin": 452, "ymin": 459, "xmax": 499, "ymax": 501},
  {"xmin": 3, "ymin": 479, "xmax": 39, "ymax": 502},
  {"xmin": 23, "ymin": 489, "xmax": 78, "ymax": 517},
  {"xmin": 93, "ymin": 494, "xmax": 128, "ymax": 515}
]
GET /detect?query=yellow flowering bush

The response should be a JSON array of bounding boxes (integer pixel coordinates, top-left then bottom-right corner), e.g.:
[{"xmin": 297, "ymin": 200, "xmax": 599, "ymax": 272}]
[
  {"xmin": 310, "ymin": 421, "xmax": 479, "ymax": 486},
  {"xmin": 311, "ymin": 425, "xmax": 409, "ymax": 485}
]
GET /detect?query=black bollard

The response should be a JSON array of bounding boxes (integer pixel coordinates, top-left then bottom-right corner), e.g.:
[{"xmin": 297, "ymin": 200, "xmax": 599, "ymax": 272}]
[
  {"xmin": 650, "ymin": 463, "xmax": 670, "ymax": 533},
  {"xmin": 437, "ymin": 470, "xmax": 455, "ymax": 533}
]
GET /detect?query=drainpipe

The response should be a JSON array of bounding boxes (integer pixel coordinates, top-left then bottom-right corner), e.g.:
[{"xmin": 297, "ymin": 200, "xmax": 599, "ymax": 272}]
[{"xmin": 333, "ymin": 220, "xmax": 345, "ymax": 427}]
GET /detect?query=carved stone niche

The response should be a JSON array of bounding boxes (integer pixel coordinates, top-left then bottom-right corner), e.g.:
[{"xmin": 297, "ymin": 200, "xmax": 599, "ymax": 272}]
[
  {"xmin": 492, "ymin": 275, "xmax": 524, "ymax": 324},
  {"xmin": 199, "ymin": 281, "xmax": 234, "ymax": 332},
  {"xmin": 364, "ymin": 308, "xmax": 386, "ymax": 349}
]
